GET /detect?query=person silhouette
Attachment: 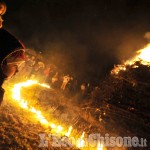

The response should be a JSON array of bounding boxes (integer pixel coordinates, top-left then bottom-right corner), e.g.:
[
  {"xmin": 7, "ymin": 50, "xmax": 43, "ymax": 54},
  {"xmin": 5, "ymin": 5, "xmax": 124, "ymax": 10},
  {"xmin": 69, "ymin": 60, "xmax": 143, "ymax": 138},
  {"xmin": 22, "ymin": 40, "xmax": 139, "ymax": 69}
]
[{"xmin": 0, "ymin": 1, "xmax": 26, "ymax": 104}]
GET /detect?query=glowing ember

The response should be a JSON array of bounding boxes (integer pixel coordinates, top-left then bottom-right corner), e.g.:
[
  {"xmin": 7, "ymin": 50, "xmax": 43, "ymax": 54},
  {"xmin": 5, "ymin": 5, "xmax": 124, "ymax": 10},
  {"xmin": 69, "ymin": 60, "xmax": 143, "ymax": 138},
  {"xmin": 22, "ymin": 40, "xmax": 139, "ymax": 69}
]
[{"xmin": 112, "ymin": 43, "xmax": 150, "ymax": 75}]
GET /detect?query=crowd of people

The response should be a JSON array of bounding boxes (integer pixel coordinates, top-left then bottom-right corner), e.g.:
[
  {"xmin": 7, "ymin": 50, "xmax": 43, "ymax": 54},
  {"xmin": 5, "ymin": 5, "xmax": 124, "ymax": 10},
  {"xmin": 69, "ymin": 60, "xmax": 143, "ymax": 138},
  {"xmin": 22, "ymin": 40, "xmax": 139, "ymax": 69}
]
[
  {"xmin": 0, "ymin": 1, "xmax": 100, "ymax": 106},
  {"xmin": 17, "ymin": 50, "xmax": 101, "ymax": 100},
  {"xmin": 19, "ymin": 51, "xmax": 73, "ymax": 90}
]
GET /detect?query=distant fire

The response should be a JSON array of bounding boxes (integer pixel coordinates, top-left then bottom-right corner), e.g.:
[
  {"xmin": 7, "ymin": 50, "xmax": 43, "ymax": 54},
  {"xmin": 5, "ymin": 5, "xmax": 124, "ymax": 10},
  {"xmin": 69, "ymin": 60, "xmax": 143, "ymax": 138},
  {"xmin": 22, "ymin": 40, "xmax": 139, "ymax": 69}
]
[
  {"xmin": 11, "ymin": 80, "xmax": 104, "ymax": 149},
  {"xmin": 111, "ymin": 43, "xmax": 150, "ymax": 75}
]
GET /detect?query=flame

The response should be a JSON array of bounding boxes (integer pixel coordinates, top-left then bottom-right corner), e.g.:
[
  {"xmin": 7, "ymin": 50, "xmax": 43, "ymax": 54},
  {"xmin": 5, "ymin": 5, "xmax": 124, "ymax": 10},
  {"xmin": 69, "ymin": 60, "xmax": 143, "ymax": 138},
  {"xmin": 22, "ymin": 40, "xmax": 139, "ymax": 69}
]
[
  {"xmin": 77, "ymin": 132, "xmax": 85, "ymax": 148},
  {"xmin": 97, "ymin": 142, "xmax": 103, "ymax": 150},
  {"xmin": 11, "ymin": 80, "xmax": 106, "ymax": 150},
  {"xmin": 50, "ymin": 123, "xmax": 56, "ymax": 129},
  {"xmin": 11, "ymin": 80, "xmax": 74, "ymax": 142},
  {"xmin": 20, "ymin": 99, "xmax": 28, "ymax": 109},
  {"xmin": 57, "ymin": 125, "xmax": 63, "ymax": 133},
  {"xmin": 112, "ymin": 43, "xmax": 150, "ymax": 75},
  {"xmin": 12, "ymin": 80, "xmax": 59, "ymax": 127},
  {"xmin": 125, "ymin": 44, "xmax": 150, "ymax": 66},
  {"xmin": 65, "ymin": 126, "xmax": 73, "ymax": 137},
  {"xmin": 138, "ymin": 45, "xmax": 150, "ymax": 63}
]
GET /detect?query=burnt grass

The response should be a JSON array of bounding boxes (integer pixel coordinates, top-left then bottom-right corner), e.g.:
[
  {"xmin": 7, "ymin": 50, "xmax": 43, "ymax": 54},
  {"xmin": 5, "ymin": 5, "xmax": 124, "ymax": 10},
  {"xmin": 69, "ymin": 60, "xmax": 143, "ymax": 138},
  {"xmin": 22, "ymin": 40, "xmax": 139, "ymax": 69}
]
[{"xmin": 0, "ymin": 61, "xmax": 150, "ymax": 150}]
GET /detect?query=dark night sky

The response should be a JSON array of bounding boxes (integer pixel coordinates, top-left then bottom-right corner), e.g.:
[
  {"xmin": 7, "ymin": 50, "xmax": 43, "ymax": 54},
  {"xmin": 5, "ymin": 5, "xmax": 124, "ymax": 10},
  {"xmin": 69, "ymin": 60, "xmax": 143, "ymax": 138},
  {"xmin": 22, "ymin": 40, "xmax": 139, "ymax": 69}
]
[{"xmin": 2, "ymin": 0, "xmax": 150, "ymax": 83}]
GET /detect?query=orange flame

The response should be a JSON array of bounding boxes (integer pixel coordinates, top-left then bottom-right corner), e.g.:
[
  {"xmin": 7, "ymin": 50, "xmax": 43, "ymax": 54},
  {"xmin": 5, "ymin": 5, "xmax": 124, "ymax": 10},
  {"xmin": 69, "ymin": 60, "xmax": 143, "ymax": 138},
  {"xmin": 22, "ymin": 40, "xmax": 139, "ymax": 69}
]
[
  {"xmin": 11, "ymin": 80, "xmax": 106, "ymax": 150},
  {"xmin": 97, "ymin": 142, "xmax": 103, "ymax": 150},
  {"xmin": 11, "ymin": 80, "xmax": 75, "ymax": 144},
  {"xmin": 77, "ymin": 132, "xmax": 85, "ymax": 148},
  {"xmin": 112, "ymin": 43, "xmax": 150, "ymax": 75},
  {"xmin": 65, "ymin": 126, "xmax": 73, "ymax": 137}
]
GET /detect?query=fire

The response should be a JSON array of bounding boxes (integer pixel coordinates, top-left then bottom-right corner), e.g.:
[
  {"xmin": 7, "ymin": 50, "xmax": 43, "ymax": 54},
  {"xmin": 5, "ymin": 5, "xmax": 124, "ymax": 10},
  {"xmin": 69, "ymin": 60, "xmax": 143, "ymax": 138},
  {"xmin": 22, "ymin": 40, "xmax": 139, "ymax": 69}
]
[
  {"xmin": 11, "ymin": 80, "xmax": 63, "ymax": 128},
  {"xmin": 77, "ymin": 132, "xmax": 85, "ymax": 148},
  {"xmin": 12, "ymin": 80, "xmax": 50, "ymax": 125},
  {"xmin": 65, "ymin": 126, "xmax": 73, "ymax": 137},
  {"xmin": 138, "ymin": 45, "xmax": 150, "ymax": 63},
  {"xmin": 50, "ymin": 123, "xmax": 56, "ymax": 129},
  {"xmin": 97, "ymin": 142, "xmax": 103, "ymax": 150},
  {"xmin": 11, "ymin": 80, "xmax": 105, "ymax": 150},
  {"xmin": 57, "ymin": 125, "xmax": 63, "ymax": 132},
  {"xmin": 112, "ymin": 43, "xmax": 150, "ymax": 75},
  {"xmin": 11, "ymin": 80, "xmax": 75, "ymax": 143}
]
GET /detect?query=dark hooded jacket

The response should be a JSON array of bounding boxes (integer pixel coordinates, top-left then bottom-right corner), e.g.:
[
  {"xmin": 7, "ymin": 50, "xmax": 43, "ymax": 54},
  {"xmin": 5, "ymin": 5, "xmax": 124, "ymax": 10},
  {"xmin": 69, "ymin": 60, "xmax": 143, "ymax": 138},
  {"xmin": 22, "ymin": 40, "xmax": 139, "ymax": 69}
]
[{"xmin": 0, "ymin": 28, "xmax": 25, "ymax": 104}]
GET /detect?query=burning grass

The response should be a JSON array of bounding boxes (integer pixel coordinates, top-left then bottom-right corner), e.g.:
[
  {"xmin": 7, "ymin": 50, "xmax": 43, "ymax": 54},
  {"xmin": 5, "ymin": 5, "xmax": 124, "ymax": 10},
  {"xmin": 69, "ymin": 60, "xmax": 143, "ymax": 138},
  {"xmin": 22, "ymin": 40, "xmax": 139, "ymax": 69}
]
[
  {"xmin": 1, "ymin": 43, "xmax": 150, "ymax": 149},
  {"xmin": 2, "ymin": 80, "xmax": 105, "ymax": 150}
]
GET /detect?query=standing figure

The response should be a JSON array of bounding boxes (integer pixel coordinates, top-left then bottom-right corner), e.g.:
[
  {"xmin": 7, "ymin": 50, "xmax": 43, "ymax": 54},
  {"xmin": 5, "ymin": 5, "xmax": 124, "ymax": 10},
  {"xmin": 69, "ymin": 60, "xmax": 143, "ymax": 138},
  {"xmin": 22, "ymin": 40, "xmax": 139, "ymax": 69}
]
[
  {"xmin": 61, "ymin": 75, "xmax": 71, "ymax": 90},
  {"xmin": 0, "ymin": 2, "xmax": 26, "ymax": 104},
  {"xmin": 0, "ymin": 29, "xmax": 25, "ymax": 104},
  {"xmin": 80, "ymin": 83, "xmax": 86, "ymax": 95}
]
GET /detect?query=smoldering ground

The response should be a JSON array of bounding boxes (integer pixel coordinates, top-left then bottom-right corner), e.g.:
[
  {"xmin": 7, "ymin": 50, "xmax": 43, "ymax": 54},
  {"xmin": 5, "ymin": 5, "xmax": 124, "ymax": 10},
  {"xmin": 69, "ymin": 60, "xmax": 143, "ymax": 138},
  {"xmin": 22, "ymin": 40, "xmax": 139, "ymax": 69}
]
[{"xmin": 4, "ymin": 0, "xmax": 150, "ymax": 83}]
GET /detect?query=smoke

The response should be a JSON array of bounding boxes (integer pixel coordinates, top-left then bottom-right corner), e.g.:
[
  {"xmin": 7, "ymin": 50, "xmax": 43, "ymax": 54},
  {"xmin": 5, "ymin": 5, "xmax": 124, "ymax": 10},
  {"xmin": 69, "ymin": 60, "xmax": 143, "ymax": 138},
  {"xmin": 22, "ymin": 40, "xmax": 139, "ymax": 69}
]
[
  {"xmin": 144, "ymin": 32, "xmax": 150, "ymax": 40},
  {"xmin": 4, "ymin": 0, "xmax": 150, "ymax": 83}
]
